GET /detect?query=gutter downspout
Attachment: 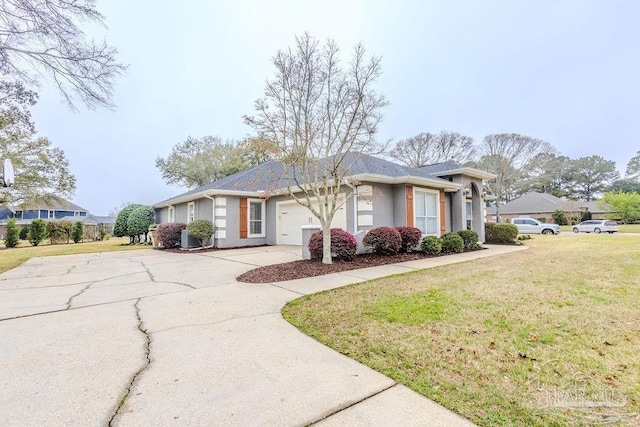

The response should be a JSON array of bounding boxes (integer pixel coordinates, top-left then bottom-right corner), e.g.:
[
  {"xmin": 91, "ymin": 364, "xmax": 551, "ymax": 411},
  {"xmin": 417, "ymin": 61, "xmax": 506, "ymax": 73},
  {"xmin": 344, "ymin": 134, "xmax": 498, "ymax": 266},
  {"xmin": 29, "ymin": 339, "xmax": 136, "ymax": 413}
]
[
  {"xmin": 204, "ymin": 193, "xmax": 217, "ymax": 248},
  {"xmin": 344, "ymin": 179, "xmax": 358, "ymax": 234}
]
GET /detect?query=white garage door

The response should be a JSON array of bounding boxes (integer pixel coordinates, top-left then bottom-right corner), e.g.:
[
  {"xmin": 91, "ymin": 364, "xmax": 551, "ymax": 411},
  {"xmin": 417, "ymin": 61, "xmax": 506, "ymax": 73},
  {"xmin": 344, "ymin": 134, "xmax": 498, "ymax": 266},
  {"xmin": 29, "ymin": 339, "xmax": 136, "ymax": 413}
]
[{"xmin": 277, "ymin": 200, "xmax": 347, "ymax": 245}]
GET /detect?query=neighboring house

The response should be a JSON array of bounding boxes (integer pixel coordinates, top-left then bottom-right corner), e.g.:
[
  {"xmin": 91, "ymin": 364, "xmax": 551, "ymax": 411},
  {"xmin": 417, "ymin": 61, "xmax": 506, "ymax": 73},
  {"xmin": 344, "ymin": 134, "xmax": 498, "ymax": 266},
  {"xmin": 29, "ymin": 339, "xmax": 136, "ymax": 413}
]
[
  {"xmin": 153, "ymin": 154, "xmax": 495, "ymax": 247},
  {"xmin": 0, "ymin": 199, "xmax": 114, "ymax": 240},
  {"xmin": 485, "ymin": 192, "xmax": 610, "ymax": 223}
]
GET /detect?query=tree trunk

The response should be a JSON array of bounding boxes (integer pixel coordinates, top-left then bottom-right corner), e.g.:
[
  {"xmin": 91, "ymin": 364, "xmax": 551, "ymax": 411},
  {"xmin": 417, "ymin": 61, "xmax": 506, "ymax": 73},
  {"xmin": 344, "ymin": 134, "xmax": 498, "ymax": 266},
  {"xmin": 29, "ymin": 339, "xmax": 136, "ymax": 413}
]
[{"xmin": 321, "ymin": 224, "xmax": 332, "ymax": 265}]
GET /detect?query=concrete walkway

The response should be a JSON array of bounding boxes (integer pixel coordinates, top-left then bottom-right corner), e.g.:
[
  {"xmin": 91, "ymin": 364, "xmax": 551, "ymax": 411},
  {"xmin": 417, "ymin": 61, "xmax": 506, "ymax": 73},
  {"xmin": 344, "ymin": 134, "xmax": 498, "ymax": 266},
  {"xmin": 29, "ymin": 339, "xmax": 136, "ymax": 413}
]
[{"xmin": 0, "ymin": 244, "xmax": 527, "ymax": 426}]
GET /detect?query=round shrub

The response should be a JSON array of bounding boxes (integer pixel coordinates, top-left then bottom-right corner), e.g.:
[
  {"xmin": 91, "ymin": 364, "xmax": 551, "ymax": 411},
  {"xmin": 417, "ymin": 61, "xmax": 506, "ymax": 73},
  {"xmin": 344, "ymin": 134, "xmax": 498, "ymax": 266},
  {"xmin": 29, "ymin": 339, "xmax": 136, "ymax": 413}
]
[
  {"xmin": 308, "ymin": 228, "xmax": 357, "ymax": 261},
  {"xmin": 187, "ymin": 220, "xmax": 215, "ymax": 247},
  {"xmin": 485, "ymin": 222, "xmax": 495, "ymax": 241},
  {"xmin": 420, "ymin": 235, "xmax": 442, "ymax": 255},
  {"xmin": 395, "ymin": 226, "xmax": 422, "ymax": 252},
  {"xmin": 457, "ymin": 229, "xmax": 479, "ymax": 250},
  {"xmin": 363, "ymin": 226, "xmax": 402, "ymax": 255},
  {"xmin": 488, "ymin": 223, "xmax": 518, "ymax": 244},
  {"xmin": 157, "ymin": 222, "xmax": 187, "ymax": 248},
  {"xmin": 19, "ymin": 225, "xmax": 28, "ymax": 240},
  {"xmin": 441, "ymin": 232, "xmax": 464, "ymax": 254},
  {"xmin": 127, "ymin": 206, "xmax": 155, "ymax": 240}
]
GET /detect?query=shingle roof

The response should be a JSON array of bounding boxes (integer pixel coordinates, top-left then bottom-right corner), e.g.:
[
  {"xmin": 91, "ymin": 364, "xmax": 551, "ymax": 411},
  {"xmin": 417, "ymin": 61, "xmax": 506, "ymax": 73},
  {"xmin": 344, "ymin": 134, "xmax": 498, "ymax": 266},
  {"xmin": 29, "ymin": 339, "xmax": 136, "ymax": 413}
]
[
  {"xmin": 154, "ymin": 153, "xmax": 486, "ymax": 206},
  {"xmin": 15, "ymin": 198, "xmax": 88, "ymax": 212},
  {"xmin": 491, "ymin": 192, "xmax": 569, "ymax": 214}
]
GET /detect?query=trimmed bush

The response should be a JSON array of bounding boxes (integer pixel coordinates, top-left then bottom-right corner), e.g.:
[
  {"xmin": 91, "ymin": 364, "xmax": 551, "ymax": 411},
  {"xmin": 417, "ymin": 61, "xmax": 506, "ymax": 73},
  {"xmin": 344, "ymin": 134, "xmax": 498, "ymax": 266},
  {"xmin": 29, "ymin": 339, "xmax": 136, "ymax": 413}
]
[
  {"xmin": 4, "ymin": 218, "xmax": 19, "ymax": 248},
  {"xmin": 552, "ymin": 210, "xmax": 567, "ymax": 225},
  {"xmin": 457, "ymin": 229, "xmax": 479, "ymax": 250},
  {"xmin": 488, "ymin": 223, "xmax": 518, "ymax": 244},
  {"xmin": 485, "ymin": 222, "xmax": 495, "ymax": 241},
  {"xmin": 114, "ymin": 204, "xmax": 143, "ymax": 241},
  {"xmin": 187, "ymin": 220, "xmax": 215, "ymax": 247},
  {"xmin": 536, "ymin": 217, "xmax": 547, "ymax": 223},
  {"xmin": 157, "ymin": 222, "xmax": 187, "ymax": 248},
  {"xmin": 420, "ymin": 235, "xmax": 442, "ymax": 255},
  {"xmin": 308, "ymin": 228, "xmax": 357, "ymax": 261},
  {"xmin": 395, "ymin": 226, "xmax": 422, "ymax": 252},
  {"xmin": 28, "ymin": 219, "xmax": 47, "ymax": 246},
  {"xmin": 127, "ymin": 205, "xmax": 155, "ymax": 242},
  {"xmin": 441, "ymin": 232, "xmax": 464, "ymax": 253},
  {"xmin": 47, "ymin": 220, "xmax": 72, "ymax": 244},
  {"xmin": 363, "ymin": 226, "xmax": 402, "ymax": 255},
  {"xmin": 72, "ymin": 221, "xmax": 84, "ymax": 243},
  {"xmin": 19, "ymin": 225, "xmax": 28, "ymax": 240}
]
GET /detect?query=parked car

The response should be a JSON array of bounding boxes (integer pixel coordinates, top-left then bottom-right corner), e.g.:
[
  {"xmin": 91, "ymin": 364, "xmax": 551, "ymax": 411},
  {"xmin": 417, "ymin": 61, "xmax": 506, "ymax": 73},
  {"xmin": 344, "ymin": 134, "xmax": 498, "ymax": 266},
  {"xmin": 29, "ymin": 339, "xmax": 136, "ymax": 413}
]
[
  {"xmin": 510, "ymin": 218, "xmax": 561, "ymax": 235},
  {"xmin": 572, "ymin": 220, "xmax": 618, "ymax": 234}
]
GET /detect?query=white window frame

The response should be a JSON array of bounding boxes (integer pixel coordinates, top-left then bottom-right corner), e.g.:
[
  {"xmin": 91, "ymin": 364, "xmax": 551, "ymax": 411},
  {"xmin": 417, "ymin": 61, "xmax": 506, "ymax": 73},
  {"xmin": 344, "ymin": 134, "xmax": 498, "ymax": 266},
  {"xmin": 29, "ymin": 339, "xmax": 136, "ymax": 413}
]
[
  {"xmin": 168, "ymin": 206, "xmax": 175, "ymax": 223},
  {"xmin": 466, "ymin": 200, "xmax": 473, "ymax": 230},
  {"xmin": 248, "ymin": 198, "xmax": 266, "ymax": 238},
  {"xmin": 74, "ymin": 211, "xmax": 80, "ymax": 217},
  {"xmin": 187, "ymin": 202, "xmax": 195, "ymax": 224},
  {"xmin": 414, "ymin": 188, "xmax": 440, "ymax": 236},
  {"xmin": 48, "ymin": 210, "xmax": 55, "ymax": 219}
]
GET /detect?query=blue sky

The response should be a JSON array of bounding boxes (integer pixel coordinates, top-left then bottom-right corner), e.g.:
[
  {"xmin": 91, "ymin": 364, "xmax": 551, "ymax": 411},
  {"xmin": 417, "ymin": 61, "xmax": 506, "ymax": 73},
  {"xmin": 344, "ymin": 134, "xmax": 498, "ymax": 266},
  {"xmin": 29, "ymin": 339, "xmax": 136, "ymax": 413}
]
[{"xmin": 30, "ymin": 0, "xmax": 639, "ymax": 214}]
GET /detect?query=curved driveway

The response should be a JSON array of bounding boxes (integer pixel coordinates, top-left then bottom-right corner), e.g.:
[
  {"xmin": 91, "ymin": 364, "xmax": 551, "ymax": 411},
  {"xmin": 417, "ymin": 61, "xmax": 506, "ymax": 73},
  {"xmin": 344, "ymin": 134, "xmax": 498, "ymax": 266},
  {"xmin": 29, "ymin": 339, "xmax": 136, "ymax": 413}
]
[{"xmin": 0, "ymin": 245, "xmax": 524, "ymax": 426}]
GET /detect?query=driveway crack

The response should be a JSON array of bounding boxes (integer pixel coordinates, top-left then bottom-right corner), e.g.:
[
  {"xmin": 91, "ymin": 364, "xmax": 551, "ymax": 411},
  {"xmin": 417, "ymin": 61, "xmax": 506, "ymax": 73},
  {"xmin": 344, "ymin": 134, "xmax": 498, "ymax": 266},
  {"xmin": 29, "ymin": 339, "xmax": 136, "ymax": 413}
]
[
  {"xmin": 65, "ymin": 282, "xmax": 95, "ymax": 309},
  {"xmin": 109, "ymin": 298, "xmax": 151, "ymax": 426},
  {"xmin": 140, "ymin": 261, "xmax": 195, "ymax": 289}
]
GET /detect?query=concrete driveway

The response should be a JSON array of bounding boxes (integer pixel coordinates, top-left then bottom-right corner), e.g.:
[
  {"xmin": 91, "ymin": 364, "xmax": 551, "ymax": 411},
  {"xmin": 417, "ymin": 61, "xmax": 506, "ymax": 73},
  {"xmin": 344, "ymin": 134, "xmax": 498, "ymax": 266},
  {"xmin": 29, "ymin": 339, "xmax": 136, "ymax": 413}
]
[{"xmin": 0, "ymin": 245, "xmax": 523, "ymax": 426}]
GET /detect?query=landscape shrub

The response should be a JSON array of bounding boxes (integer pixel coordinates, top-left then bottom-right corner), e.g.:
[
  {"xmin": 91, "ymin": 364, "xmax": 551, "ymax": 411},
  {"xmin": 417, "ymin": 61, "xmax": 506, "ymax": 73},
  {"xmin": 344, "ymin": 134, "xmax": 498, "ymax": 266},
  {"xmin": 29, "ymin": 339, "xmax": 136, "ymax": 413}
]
[
  {"xmin": 457, "ymin": 229, "xmax": 479, "ymax": 250},
  {"xmin": 98, "ymin": 225, "xmax": 107, "ymax": 241},
  {"xmin": 536, "ymin": 217, "xmax": 547, "ymax": 223},
  {"xmin": 485, "ymin": 222, "xmax": 495, "ymax": 241},
  {"xmin": 363, "ymin": 226, "xmax": 402, "ymax": 255},
  {"xmin": 551, "ymin": 210, "xmax": 568, "ymax": 225},
  {"xmin": 157, "ymin": 222, "xmax": 186, "ymax": 248},
  {"xmin": 187, "ymin": 220, "xmax": 215, "ymax": 247},
  {"xmin": 28, "ymin": 219, "xmax": 47, "ymax": 246},
  {"xmin": 72, "ymin": 221, "xmax": 84, "ymax": 243},
  {"xmin": 47, "ymin": 220, "xmax": 72, "ymax": 244},
  {"xmin": 420, "ymin": 235, "xmax": 442, "ymax": 255},
  {"xmin": 581, "ymin": 211, "xmax": 592, "ymax": 222},
  {"xmin": 4, "ymin": 218, "xmax": 19, "ymax": 248},
  {"xmin": 127, "ymin": 205, "xmax": 155, "ymax": 242},
  {"xmin": 19, "ymin": 226, "xmax": 28, "ymax": 240},
  {"xmin": 308, "ymin": 228, "xmax": 357, "ymax": 261},
  {"xmin": 395, "ymin": 226, "xmax": 422, "ymax": 252},
  {"xmin": 487, "ymin": 223, "xmax": 518, "ymax": 244},
  {"xmin": 113, "ymin": 203, "xmax": 143, "ymax": 241},
  {"xmin": 441, "ymin": 232, "xmax": 464, "ymax": 253}
]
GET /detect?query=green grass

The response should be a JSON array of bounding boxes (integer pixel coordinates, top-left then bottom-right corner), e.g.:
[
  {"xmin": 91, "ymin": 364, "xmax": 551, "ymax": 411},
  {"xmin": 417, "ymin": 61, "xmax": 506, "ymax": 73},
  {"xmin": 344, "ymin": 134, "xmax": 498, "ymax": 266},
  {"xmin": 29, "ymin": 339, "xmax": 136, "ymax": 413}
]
[
  {"xmin": 283, "ymin": 235, "xmax": 640, "ymax": 426},
  {"xmin": 0, "ymin": 238, "xmax": 150, "ymax": 274}
]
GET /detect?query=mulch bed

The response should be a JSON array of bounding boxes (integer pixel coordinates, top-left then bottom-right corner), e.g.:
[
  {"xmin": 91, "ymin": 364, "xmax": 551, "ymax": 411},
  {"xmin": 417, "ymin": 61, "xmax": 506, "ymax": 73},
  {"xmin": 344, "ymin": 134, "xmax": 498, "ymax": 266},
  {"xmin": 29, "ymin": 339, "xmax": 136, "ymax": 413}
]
[{"xmin": 238, "ymin": 251, "xmax": 442, "ymax": 283}]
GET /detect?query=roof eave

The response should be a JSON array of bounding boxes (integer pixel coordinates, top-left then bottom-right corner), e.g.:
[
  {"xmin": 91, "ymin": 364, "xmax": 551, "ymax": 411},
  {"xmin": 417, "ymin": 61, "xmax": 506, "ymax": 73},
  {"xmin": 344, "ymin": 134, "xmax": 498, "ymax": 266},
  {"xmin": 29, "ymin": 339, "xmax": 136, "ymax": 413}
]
[
  {"xmin": 435, "ymin": 168, "xmax": 496, "ymax": 180},
  {"xmin": 153, "ymin": 189, "xmax": 263, "ymax": 208},
  {"xmin": 350, "ymin": 173, "xmax": 462, "ymax": 192}
]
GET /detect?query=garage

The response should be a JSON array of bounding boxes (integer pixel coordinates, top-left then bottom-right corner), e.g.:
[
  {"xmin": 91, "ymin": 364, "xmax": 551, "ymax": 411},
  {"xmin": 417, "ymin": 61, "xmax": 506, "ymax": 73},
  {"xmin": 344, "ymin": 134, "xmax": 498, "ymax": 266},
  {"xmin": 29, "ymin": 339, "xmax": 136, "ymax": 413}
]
[{"xmin": 276, "ymin": 200, "xmax": 347, "ymax": 245}]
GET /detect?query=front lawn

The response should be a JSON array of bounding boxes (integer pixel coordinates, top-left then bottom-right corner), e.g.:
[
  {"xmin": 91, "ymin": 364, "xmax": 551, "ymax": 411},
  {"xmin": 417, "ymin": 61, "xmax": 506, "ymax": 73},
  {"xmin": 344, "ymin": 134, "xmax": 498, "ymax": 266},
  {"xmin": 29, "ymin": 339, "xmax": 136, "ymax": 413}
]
[
  {"xmin": 0, "ymin": 238, "xmax": 150, "ymax": 274},
  {"xmin": 283, "ymin": 235, "xmax": 640, "ymax": 426}
]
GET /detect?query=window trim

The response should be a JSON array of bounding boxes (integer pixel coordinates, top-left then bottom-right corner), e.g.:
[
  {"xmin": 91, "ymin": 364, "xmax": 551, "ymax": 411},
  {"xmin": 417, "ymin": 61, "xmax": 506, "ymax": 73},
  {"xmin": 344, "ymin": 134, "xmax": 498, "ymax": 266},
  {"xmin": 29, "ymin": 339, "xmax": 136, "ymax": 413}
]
[
  {"xmin": 413, "ymin": 188, "xmax": 440, "ymax": 236},
  {"xmin": 168, "ymin": 206, "xmax": 175, "ymax": 223},
  {"xmin": 187, "ymin": 202, "xmax": 195, "ymax": 224},
  {"xmin": 48, "ymin": 210, "xmax": 55, "ymax": 219},
  {"xmin": 466, "ymin": 200, "xmax": 473, "ymax": 230},
  {"xmin": 247, "ymin": 198, "xmax": 266, "ymax": 238}
]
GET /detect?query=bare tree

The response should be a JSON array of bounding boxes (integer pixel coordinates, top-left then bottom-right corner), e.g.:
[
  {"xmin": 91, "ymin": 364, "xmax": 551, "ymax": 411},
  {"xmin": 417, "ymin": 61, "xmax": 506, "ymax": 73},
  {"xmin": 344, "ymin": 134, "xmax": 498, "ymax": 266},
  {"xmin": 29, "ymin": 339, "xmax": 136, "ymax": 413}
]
[
  {"xmin": 244, "ymin": 33, "xmax": 388, "ymax": 264},
  {"xmin": 0, "ymin": 0, "xmax": 125, "ymax": 109},
  {"xmin": 389, "ymin": 131, "xmax": 476, "ymax": 167},
  {"xmin": 476, "ymin": 133, "xmax": 555, "ymax": 221}
]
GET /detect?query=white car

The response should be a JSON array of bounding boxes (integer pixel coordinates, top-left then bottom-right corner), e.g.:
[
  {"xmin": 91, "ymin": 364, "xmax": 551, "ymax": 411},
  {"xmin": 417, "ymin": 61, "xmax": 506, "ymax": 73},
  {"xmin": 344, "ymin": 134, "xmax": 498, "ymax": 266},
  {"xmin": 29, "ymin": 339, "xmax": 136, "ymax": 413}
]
[
  {"xmin": 572, "ymin": 220, "xmax": 619, "ymax": 234},
  {"xmin": 510, "ymin": 218, "xmax": 561, "ymax": 235}
]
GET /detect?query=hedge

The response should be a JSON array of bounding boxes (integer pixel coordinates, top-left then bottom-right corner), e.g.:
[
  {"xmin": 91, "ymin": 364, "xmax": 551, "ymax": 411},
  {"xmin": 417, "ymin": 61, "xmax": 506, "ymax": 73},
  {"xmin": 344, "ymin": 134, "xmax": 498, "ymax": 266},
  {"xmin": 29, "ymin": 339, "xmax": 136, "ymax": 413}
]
[
  {"xmin": 421, "ymin": 235, "xmax": 442, "ymax": 255},
  {"xmin": 395, "ymin": 226, "xmax": 422, "ymax": 252},
  {"xmin": 157, "ymin": 222, "xmax": 187, "ymax": 248},
  {"xmin": 441, "ymin": 232, "xmax": 464, "ymax": 253},
  {"xmin": 363, "ymin": 226, "xmax": 402, "ymax": 255},
  {"xmin": 308, "ymin": 228, "xmax": 357, "ymax": 261}
]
